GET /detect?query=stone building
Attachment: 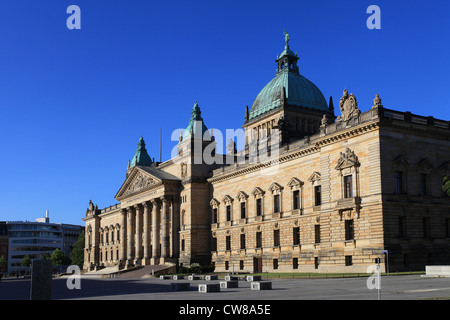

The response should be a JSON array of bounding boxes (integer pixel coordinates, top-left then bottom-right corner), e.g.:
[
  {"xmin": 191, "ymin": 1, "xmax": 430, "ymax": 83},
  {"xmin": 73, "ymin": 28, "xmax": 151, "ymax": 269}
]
[{"xmin": 83, "ymin": 34, "xmax": 450, "ymax": 273}]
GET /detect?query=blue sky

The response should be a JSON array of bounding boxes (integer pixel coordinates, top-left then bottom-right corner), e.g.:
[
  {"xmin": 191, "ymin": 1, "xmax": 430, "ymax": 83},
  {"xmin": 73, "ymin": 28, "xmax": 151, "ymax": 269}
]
[{"xmin": 0, "ymin": 0, "xmax": 449, "ymax": 225}]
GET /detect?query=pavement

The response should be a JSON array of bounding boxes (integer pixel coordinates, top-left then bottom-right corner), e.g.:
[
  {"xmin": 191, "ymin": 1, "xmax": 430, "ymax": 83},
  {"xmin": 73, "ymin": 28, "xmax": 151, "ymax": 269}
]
[{"xmin": 1, "ymin": 274, "xmax": 450, "ymax": 301}]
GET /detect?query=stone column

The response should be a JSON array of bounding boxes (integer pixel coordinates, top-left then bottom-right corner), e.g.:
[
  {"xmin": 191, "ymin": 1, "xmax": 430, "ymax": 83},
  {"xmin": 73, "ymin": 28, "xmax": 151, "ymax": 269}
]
[
  {"xmin": 126, "ymin": 207, "xmax": 135, "ymax": 265},
  {"xmin": 120, "ymin": 209, "xmax": 127, "ymax": 264},
  {"xmin": 151, "ymin": 199, "xmax": 160, "ymax": 264},
  {"xmin": 161, "ymin": 196, "xmax": 170, "ymax": 259},
  {"xmin": 134, "ymin": 204, "xmax": 143, "ymax": 264},
  {"xmin": 171, "ymin": 196, "xmax": 180, "ymax": 258},
  {"xmin": 143, "ymin": 201, "xmax": 151, "ymax": 264}
]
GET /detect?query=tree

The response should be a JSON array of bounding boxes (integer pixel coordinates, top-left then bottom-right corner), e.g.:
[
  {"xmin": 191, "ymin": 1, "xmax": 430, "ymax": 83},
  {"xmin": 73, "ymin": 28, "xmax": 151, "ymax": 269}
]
[
  {"xmin": 70, "ymin": 231, "xmax": 85, "ymax": 267},
  {"xmin": 443, "ymin": 176, "xmax": 450, "ymax": 197},
  {"xmin": 0, "ymin": 255, "xmax": 7, "ymax": 273},
  {"xmin": 50, "ymin": 248, "xmax": 70, "ymax": 266},
  {"xmin": 20, "ymin": 254, "xmax": 32, "ymax": 268}
]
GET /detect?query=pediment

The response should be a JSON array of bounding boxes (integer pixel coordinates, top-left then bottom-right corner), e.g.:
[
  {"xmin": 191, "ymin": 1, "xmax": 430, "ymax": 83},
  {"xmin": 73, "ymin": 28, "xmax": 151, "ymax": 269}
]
[
  {"xmin": 115, "ymin": 167, "xmax": 162, "ymax": 200},
  {"xmin": 251, "ymin": 187, "xmax": 265, "ymax": 197},
  {"xmin": 236, "ymin": 191, "xmax": 249, "ymax": 201},
  {"xmin": 392, "ymin": 155, "xmax": 409, "ymax": 167},
  {"xmin": 268, "ymin": 182, "xmax": 284, "ymax": 193},
  {"xmin": 335, "ymin": 148, "xmax": 360, "ymax": 170},
  {"xmin": 417, "ymin": 158, "xmax": 433, "ymax": 170},
  {"xmin": 287, "ymin": 177, "xmax": 303, "ymax": 188},
  {"xmin": 308, "ymin": 172, "xmax": 321, "ymax": 183}
]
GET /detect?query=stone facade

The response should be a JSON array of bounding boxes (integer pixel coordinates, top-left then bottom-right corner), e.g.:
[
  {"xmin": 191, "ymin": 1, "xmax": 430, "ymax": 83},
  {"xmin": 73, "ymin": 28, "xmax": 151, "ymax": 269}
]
[{"xmin": 82, "ymin": 37, "xmax": 450, "ymax": 273}]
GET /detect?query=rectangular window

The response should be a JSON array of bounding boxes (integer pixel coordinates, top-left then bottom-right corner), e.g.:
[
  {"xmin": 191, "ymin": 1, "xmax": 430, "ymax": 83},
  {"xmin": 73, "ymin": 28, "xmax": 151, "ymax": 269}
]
[
  {"xmin": 315, "ymin": 225, "xmax": 321, "ymax": 243},
  {"xmin": 181, "ymin": 239, "xmax": 185, "ymax": 251},
  {"xmin": 344, "ymin": 175, "xmax": 353, "ymax": 198},
  {"xmin": 273, "ymin": 229, "xmax": 280, "ymax": 247},
  {"xmin": 293, "ymin": 258, "xmax": 299, "ymax": 269},
  {"xmin": 240, "ymin": 260, "xmax": 244, "ymax": 270},
  {"xmin": 225, "ymin": 261, "xmax": 229, "ymax": 270},
  {"xmin": 226, "ymin": 235, "xmax": 231, "ymax": 251},
  {"xmin": 420, "ymin": 174, "xmax": 427, "ymax": 196},
  {"xmin": 293, "ymin": 227, "xmax": 300, "ymax": 245},
  {"xmin": 240, "ymin": 202, "xmax": 246, "ymax": 219},
  {"xmin": 273, "ymin": 259, "xmax": 278, "ymax": 270},
  {"xmin": 240, "ymin": 233, "xmax": 246, "ymax": 249},
  {"xmin": 293, "ymin": 190, "xmax": 300, "ymax": 210},
  {"xmin": 274, "ymin": 194, "xmax": 280, "ymax": 213},
  {"xmin": 213, "ymin": 208, "xmax": 218, "ymax": 224},
  {"xmin": 256, "ymin": 231, "xmax": 262, "ymax": 248},
  {"xmin": 345, "ymin": 255, "xmax": 353, "ymax": 266},
  {"xmin": 314, "ymin": 186, "xmax": 322, "ymax": 206},
  {"xmin": 314, "ymin": 257, "xmax": 319, "ymax": 269},
  {"xmin": 226, "ymin": 205, "xmax": 231, "ymax": 221},
  {"xmin": 345, "ymin": 219, "xmax": 354, "ymax": 240},
  {"xmin": 256, "ymin": 198, "xmax": 262, "ymax": 216},
  {"xmin": 395, "ymin": 171, "xmax": 403, "ymax": 194},
  {"xmin": 212, "ymin": 237, "xmax": 217, "ymax": 252}
]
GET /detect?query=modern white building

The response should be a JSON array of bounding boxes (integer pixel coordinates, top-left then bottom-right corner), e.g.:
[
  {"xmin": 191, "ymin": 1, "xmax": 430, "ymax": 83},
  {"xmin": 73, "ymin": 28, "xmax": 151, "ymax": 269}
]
[{"xmin": 3, "ymin": 211, "xmax": 84, "ymax": 275}]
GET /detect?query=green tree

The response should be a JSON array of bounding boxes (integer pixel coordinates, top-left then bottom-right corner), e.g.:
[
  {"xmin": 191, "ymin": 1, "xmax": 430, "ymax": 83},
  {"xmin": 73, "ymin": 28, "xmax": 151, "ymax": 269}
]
[
  {"xmin": 443, "ymin": 176, "xmax": 450, "ymax": 197},
  {"xmin": 50, "ymin": 248, "xmax": 70, "ymax": 266},
  {"xmin": 0, "ymin": 255, "xmax": 7, "ymax": 272},
  {"xmin": 20, "ymin": 254, "xmax": 32, "ymax": 268},
  {"xmin": 70, "ymin": 231, "xmax": 85, "ymax": 267}
]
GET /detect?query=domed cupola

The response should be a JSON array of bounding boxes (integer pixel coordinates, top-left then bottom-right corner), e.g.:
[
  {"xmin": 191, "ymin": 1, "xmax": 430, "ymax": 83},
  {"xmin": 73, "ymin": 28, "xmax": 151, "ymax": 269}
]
[
  {"xmin": 244, "ymin": 32, "xmax": 332, "ymax": 144},
  {"xmin": 247, "ymin": 32, "xmax": 329, "ymax": 123}
]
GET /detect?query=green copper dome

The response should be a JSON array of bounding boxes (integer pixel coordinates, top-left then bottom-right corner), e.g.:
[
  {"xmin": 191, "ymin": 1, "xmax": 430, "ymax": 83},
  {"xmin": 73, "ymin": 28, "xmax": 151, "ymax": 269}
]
[
  {"xmin": 130, "ymin": 136, "xmax": 153, "ymax": 167},
  {"xmin": 182, "ymin": 101, "xmax": 210, "ymax": 141},
  {"xmin": 249, "ymin": 35, "xmax": 328, "ymax": 121}
]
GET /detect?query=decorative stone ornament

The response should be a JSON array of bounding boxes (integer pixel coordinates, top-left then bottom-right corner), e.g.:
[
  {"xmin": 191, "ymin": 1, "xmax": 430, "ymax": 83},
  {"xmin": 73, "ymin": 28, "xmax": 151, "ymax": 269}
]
[{"xmin": 337, "ymin": 88, "xmax": 361, "ymax": 122}]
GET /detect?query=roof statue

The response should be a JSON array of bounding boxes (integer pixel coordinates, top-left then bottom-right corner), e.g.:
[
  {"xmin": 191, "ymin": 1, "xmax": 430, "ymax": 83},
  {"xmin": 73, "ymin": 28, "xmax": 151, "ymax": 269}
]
[
  {"xmin": 283, "ymin": 29, "xmax": 290, "ymax": 47},
  {"xmin": 337, "ymin": 88, "xmax": 361, "ymax": 122}
]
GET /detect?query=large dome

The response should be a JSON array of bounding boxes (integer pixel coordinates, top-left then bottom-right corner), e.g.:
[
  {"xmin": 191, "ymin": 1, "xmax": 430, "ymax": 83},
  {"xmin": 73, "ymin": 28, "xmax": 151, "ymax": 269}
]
[{"xmin": 248, "ymin": 38, "xmax": 328, "ymax": 121}]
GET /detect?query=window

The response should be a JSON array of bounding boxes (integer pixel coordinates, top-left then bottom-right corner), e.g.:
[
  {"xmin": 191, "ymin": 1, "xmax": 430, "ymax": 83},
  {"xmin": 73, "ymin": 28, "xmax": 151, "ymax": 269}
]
[
  {"xmin": 293, "ymin": 227, "xmax": 300, "ymax": 245},
  {"xmin": 225, "ymin": 261, "xmax": 229, "ymax": 270},
  {"xmin": 273, "ymin": 229, "xmax": 280, "ymax": 247},
  {"xmin": 314, "ymin": 186, "xmax": 322, "ymax": 206},
  {"xmin": 274, "ymin": 194, "xmax": 280, "ymax": 213},
  {"xmin": 240, "ymin": 260, "xmax": 244, "ymax": 270},
  {"xmin": 240, "ymin": 202, "xmax": 246, "ymax": 219},
  {"xmin": 273, "ymin": 259, "xmax": 278, "ymax": 270},
  {"xmin": 212, "ymin": 237, "xmax": 217, "ymax": 252},
  {"xmin": 395, "ymin": 171, "xmax": 403, "ymax": 194},
  {"xmin": 345, "ymin": 219, "xmax": 354, "ymax": 240},
  {"xmin": 256, "ymin": 198, "xmax": 262, "ymax": 216},
  {"xmin": 293, "ymin": 258, "xmax": 299, "ymax": 269},
  {"xmin": 181, "ymin": 239, "xmax": 185, "ymax": 251},
  {"xmin": 226, "ymin": 235, "xmax": 231, "ymax": 251},
  {"xmin": 420, "ymin": 174, "xmax": 427, "ymax": 196},
  {"xmin": 226, "ymin": 205, "xmax": 231, "ymax": 222},
  {"xmin": 256, "ymin": 231, "xmax": 262, "ymax": 248},
  {"xmin": 293, "ymin": 190, "xmax": 300, "ymax": 210},
  {"xmin": 344, "ymin": 175, "xmax": 353, "ymax": 198},
  {"xmin": 314, "ymin": 257, "xmax": 319, "ymax": 269},
  {"xmin": 213, "ymin": 208, "xmax": 218, "ymax": 224},
  {"xmin": 315, "ymin": 225, "xmax": 321, "ymax": 243},
  {"xmin": 240, "ymin": 233, "xmax": 246, "ymax": 249},
  {"xmin": 345, "ymin": 255, "xmax": 353, "ymax": 266}
]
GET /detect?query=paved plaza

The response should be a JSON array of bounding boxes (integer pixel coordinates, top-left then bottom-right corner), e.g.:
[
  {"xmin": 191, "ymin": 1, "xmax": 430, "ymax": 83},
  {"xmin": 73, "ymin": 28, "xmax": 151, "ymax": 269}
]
[{"xmin": 1, "ymin": 275, "xmax": 450, "ymax": 301}]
